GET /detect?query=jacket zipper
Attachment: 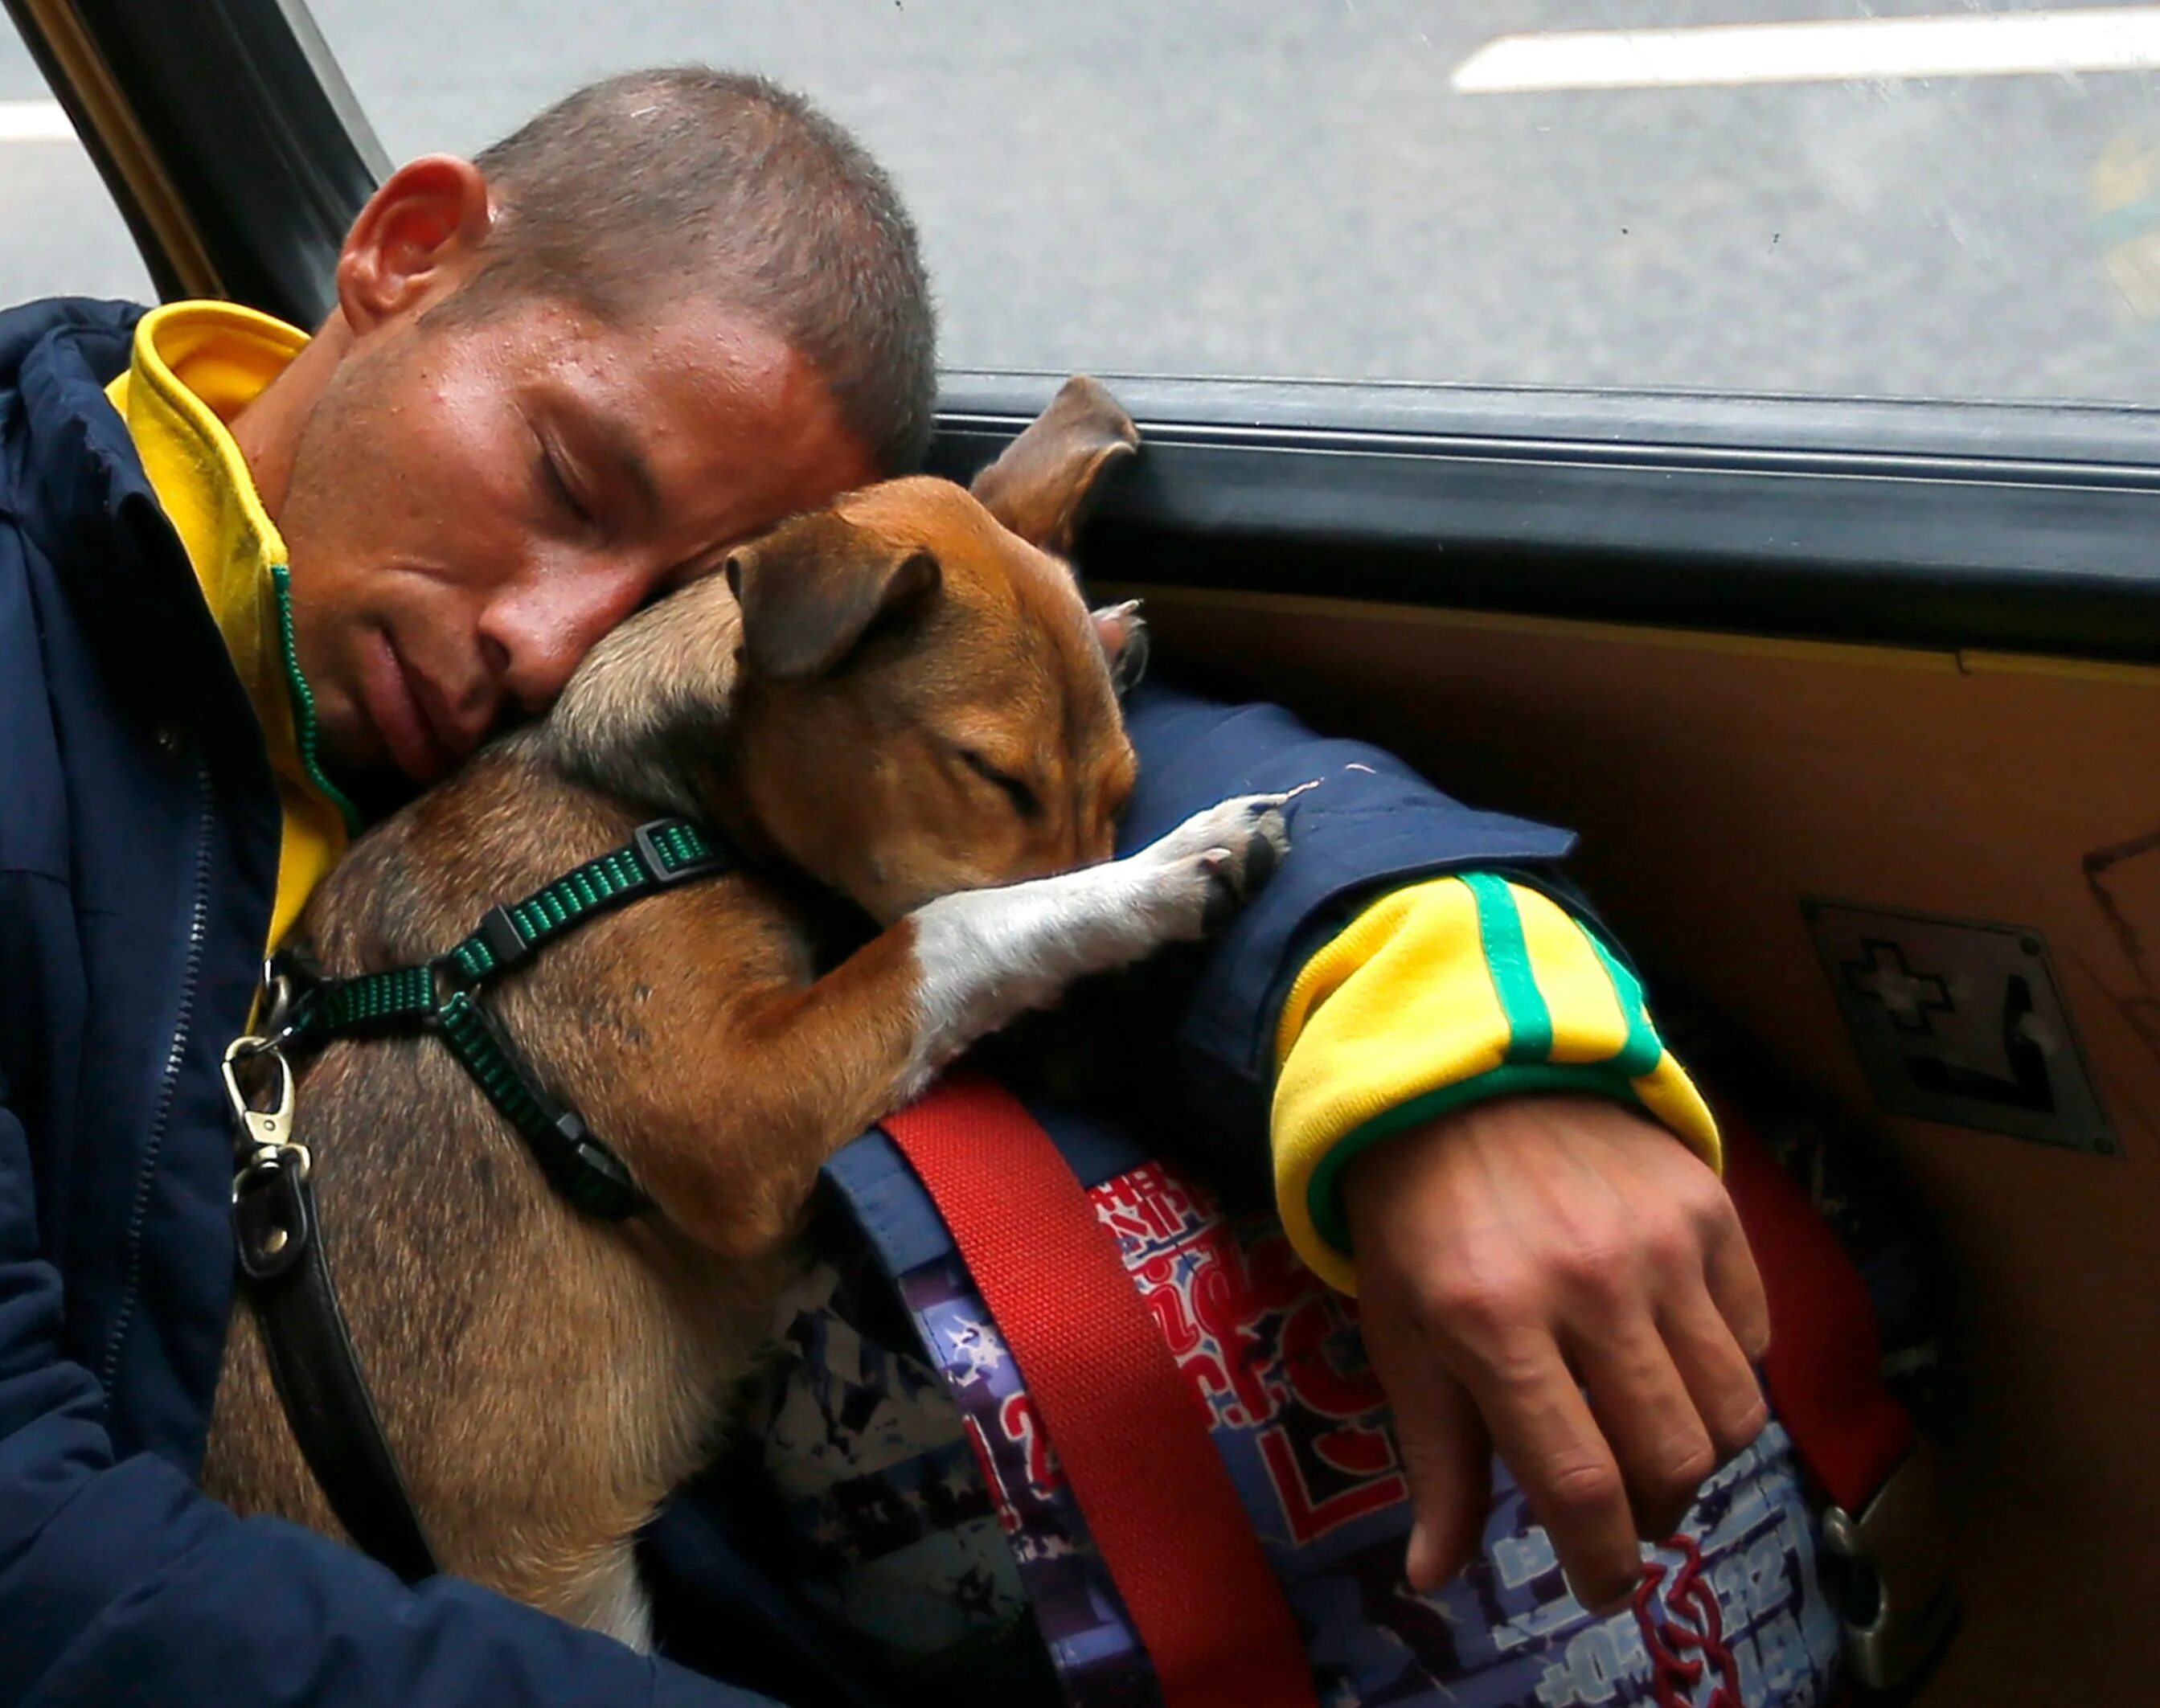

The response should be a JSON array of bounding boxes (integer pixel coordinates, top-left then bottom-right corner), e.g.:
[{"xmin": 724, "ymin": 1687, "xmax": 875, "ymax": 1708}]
[
  {"xmin": 272, "ymin": 564, "xmax": 360, "ymax": 834},
  {"xmin": 97, "ymin": 751, "xmax": 215, "ymax": 1395}
]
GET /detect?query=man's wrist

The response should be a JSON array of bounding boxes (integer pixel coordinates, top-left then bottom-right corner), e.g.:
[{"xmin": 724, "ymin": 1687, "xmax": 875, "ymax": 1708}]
[
  {"xmin": 1344, "ymin": 1091, "xmax": 1672, "ymax": 1222},
  {"xmin": 1269, "ymin": 872, "xmax": 1722, "ymax": 1294}
]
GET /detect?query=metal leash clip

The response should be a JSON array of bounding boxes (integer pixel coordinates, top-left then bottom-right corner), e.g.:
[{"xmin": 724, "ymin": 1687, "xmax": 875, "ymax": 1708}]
[
  {"xmin": 223, "ymin": 1034, "xmax": 309, "ymax": 1199},
  {"xmin": 256, "ymin": 946, "xmax": 325, "ymax": 1049}
]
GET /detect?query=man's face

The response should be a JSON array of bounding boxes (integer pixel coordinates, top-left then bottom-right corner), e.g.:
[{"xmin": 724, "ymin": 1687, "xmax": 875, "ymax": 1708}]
[{"xmin": 273, "ymin": 289, "xmax": 879, "ymax": 789}]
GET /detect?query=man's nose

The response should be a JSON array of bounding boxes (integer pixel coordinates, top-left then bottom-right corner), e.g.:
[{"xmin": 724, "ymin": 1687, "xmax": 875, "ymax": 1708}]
[{"xmin": 478, "ymin": 554, "xmax": 656, "ymax": 715}]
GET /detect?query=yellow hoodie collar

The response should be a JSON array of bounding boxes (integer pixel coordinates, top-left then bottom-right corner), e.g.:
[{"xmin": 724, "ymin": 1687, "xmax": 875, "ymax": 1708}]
[
  {"xmin": 106, "ymin": 301, "xmax": 359, "ymax": 948},
  {"xmin": 109, "ymin": 302, "xmax": 300, "ymax": 711}
]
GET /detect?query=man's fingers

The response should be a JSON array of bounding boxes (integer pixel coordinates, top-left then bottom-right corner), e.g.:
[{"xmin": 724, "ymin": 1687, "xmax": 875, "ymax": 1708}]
[
  {"xmin": 1458, "ymin": 1343, "xmax": 1642, "ymax": 1613},
  {"xmin": 1574, "ymin": 1318, "xmax": 1718, "ymax": 1545},
  {"xmin": 1402, "ymin": 1369, "xmax": 1492, "ymax": 1592},
  {"xmin": 1660, "ymin": 1288, "xmax": 1772, "ymax": 1460},
  {"xmin": 1703, "ymin": 1200, "xmax": 1773, "ymax": 1361},
  {"xmin": 1362, "ymin": 1296, "xmax": 1491, "ymax": 1591}
]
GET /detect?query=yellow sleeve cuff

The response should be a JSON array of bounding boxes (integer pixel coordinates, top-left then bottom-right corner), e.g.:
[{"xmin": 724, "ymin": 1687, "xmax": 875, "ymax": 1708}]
[{"xmin": 1270, "ymin": 874, "xmax": 1721, "ymax": 1295}]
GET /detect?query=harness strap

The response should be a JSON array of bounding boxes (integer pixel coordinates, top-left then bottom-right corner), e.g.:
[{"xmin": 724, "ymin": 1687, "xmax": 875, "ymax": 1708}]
[
  {"xmin": 453, "ymin": 818, "xmax": 726, "ymax": 984},
  {"xmin": 234, "ymin": 1147, "xmax": 441, "ymax": 1583},
  {"xmin": 223, "ymin": 1038, "xmax": 439, "ymax": 1582},
  {"xmin": 223, "ymin": 817, "xmax": 733, "ymax": 1583},
  {"xmin": 303, "ymin": 819, "xmax": 727, "ymax": 1026},
  {"xmin": 882, "ymin": 1075, "xmax": 1320, "ymax": 1708},
  {"xmin": 284, "ymin": 817, "xmax": 731, "ymax": 1223}
]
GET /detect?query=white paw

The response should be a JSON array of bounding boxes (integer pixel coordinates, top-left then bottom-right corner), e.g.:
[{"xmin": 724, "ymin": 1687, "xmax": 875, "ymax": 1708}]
[
  {"xmin": 1129, "ymin": 791, "xmax": 1295, "ymax": 939},
  {"xmin": 901, "ymin": 787, "xmax": 1305, "ymax": 1086}
]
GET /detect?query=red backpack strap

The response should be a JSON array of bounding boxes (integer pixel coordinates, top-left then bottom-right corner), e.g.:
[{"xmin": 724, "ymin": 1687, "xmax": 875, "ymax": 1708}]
[
  {"xmin": 1716, "ymin": 1102, "xmax": 1955, "ymax": 1694},
  {"xmin": 882, "ymin": 1075, "xmax": 1318, "ymax": 1708},
  {"xmin": 1716, "ymin": 1113, "xmax": 1913, "ymax": 1513}
]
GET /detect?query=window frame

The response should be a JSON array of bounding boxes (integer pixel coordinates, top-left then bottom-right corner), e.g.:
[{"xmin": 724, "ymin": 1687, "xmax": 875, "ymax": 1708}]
[
  {"xmin": 4, "ymin": 0, "xmax": 380, "ymax": 317},
  {"xmin": 21, "ymin": 0, "xmax": 2160, "ymax": 666},
  {"xmin": 936, "ymin": 371, "xmax": 2160, "ymax": 663}
]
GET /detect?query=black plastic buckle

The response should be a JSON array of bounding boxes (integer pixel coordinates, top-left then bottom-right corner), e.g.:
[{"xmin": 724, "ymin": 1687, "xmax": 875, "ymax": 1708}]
[
  {"xmin": 634, "ymin": 819, "xmax": 723, "ymax": 886},
  {"xmin": 477, "ymin": 905, "xmax": 535, "ymax": 973},
  {"xmin": 545, "ymin": 1109, "xmax": 653, "ymax": 1221}
]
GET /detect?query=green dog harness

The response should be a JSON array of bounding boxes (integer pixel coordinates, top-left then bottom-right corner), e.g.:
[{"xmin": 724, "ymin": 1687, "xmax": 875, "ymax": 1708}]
[{"xmin": 263, "ymin": 816, "xmax": 732, "ymax": 1220}]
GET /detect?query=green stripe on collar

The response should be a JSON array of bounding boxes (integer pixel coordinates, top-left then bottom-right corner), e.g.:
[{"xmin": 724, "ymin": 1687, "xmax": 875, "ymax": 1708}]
[{"xmin": 271, "ymin": 563, "xmax": 362, "ymax": 834}]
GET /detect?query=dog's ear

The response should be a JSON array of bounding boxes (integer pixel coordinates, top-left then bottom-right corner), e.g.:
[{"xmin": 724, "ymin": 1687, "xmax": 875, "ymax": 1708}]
[
  {"xmin": 1090, "ymin": 600, "xmax": 1150, "ymax": 699},
  {"xmin": 969, "ymin": 375, "xmax": 1138, "ymax": 558},
  {"xmin": 726, "ymin": 511, "xmax": 943, "ymax": 681}
]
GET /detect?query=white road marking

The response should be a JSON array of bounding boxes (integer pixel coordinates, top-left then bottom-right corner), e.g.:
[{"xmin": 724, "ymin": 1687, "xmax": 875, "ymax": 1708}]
[
  {"xmin": 0, "ymin": 100, "xmax": 76, "ymax": 143},
  {"xmin": 1452, "ymin": 7, "xmax": 2160, "ymax": 94}
]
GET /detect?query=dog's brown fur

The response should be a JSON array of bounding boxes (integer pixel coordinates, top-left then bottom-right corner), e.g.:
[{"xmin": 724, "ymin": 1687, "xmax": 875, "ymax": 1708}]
[{"xmin": 200, "ymin": 379, "xmax": 1282, "ymax": 1638}]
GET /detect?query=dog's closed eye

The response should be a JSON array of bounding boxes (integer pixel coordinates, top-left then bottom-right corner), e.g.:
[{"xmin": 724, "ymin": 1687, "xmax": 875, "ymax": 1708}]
[{"xmin": 958, "ymin": 748, "xmax": 1042, "ymax": 821}]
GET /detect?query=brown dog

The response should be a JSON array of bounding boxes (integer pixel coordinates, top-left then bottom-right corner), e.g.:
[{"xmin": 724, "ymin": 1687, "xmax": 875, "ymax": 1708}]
[{"xmin": 200, "ymin": 379, "xmax": 1290, "ymax": 1643}]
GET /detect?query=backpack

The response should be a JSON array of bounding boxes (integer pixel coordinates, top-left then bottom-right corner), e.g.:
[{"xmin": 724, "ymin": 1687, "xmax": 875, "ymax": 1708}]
[{"xmin": 750, "ymin": 1039, "xmax": 1947, "ymax": 1706}]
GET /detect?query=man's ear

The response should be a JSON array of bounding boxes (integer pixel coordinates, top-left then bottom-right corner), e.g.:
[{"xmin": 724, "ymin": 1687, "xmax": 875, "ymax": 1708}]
[
  {"xmin": 726, "ymin": 512, "xmax": 943, "ymax": 681},
  {"xmin": 969, "ymin": 375, "xmax": 1139, "ymax": 558},
  {"xmin": 336, "ymin": 154, "xmax": 495, "ymax": 334}
]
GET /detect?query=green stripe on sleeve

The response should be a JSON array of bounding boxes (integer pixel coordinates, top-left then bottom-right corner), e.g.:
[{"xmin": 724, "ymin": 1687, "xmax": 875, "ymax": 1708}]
[
  {"xmin": 1584, "ymin": 928, "xmax": 1665, "ymax": 1079},
  {"xmin": 1461, "ymin": 870, "xmax": 1552, "ymax": 1063}
]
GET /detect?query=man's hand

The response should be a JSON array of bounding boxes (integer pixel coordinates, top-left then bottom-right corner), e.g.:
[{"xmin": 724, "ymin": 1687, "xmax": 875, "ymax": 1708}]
[{"xmin": 1343, "ymin": 1094, "xmax": 1771, "ymax": 1613}]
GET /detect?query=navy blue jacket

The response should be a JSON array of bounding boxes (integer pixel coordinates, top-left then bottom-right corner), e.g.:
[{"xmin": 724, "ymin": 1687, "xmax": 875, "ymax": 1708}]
[{"xmin": 0, "ymin": 297, "xmax": 1576, "ymax": 1707}]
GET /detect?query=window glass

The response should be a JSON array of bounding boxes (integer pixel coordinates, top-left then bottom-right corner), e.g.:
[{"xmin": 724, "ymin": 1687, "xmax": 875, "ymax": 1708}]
[
  {"xmin": 0, "ymin": 26, "xmax": 154, "ymax": 304},
  {"xmin": 309, "ymin": 0, "xmax": 2160, "ymax": 405}
]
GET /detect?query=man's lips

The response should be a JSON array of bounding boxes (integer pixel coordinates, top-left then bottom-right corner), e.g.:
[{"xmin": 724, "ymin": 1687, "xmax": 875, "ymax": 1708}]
[
  {"xmin": 360, "ymin": 629, "xmax": 457, "ymax": 784},
  {"xmin": 401, "ymin": 639, "xmax": 489, "ymax": 766}
]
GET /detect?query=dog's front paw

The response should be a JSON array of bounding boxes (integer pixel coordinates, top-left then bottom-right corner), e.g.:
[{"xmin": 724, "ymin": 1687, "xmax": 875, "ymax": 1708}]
[
  {"xmin": 1133, "ymin": 792, "xmax": 1294, "ymax": 939},
  {"xmin": 901, "ymin": 790, "xmax": 1295, "ymax": 1077}
]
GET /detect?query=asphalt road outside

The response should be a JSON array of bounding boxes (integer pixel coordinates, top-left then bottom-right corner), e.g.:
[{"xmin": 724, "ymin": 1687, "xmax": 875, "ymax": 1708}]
[{"xmin": 9, "ymin": 1, "xmax": 2160, "ymax": 408}]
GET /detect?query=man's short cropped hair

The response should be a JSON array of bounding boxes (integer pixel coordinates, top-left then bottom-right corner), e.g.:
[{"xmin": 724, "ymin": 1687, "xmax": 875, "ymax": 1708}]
[{"xmin": 457, "ymin": 68, "xmax": 937, "ymax": 475}]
